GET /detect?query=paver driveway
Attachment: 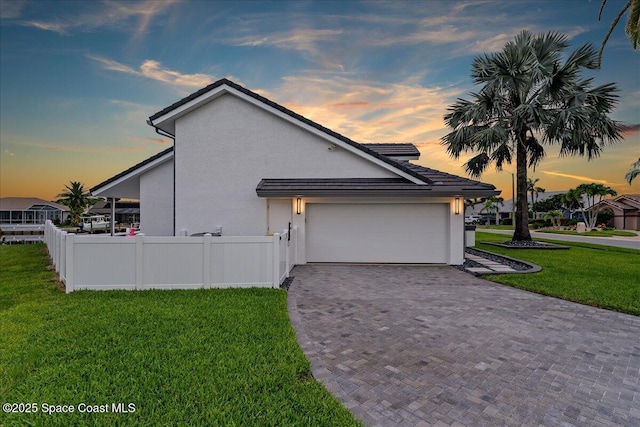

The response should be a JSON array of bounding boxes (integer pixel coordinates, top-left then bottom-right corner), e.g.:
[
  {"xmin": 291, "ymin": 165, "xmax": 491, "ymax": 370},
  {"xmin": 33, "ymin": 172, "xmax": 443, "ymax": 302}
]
[{"xmin": 287, "ymin": 264, "xmax": 640, "ymax": 427}]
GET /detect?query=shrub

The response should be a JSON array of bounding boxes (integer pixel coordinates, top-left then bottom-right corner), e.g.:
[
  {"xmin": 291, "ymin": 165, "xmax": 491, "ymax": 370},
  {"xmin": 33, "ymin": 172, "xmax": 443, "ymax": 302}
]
[{"xmin": 501, "ymin": 218, "xmax": 512, "ymax": 226}]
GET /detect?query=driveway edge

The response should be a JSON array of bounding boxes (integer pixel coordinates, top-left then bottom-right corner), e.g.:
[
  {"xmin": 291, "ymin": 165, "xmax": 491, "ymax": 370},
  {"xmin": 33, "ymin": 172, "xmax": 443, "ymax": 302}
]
[{"xmin": 286, "ymin": 277, "xmax": 372, "ymax": 424}]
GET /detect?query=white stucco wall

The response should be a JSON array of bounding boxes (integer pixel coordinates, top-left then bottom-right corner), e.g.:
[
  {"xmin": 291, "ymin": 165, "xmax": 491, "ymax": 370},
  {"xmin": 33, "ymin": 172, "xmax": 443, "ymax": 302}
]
[
  {"xmin": 174, "ymin": 93, "xmax": 396, "ymax": 236},
  {"xmin": 140, "ymin": 159, "xmax": 174, "ymax": 236}
]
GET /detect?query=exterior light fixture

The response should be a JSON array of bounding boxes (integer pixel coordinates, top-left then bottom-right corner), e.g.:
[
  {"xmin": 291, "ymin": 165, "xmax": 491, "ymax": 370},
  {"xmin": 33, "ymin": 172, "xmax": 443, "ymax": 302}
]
[
  {"xmin": 454, "ymin": 197, "xmax": 460, "ymax": 215},
  {"xmin": 296, "ymin": 198, "xmax": 302, "ymax": 215}
]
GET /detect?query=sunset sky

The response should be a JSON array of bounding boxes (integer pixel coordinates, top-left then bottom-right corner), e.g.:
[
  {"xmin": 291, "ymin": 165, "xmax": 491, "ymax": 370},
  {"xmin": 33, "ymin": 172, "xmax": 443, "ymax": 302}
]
[{"xmin": 1, "ymin": 0, "xmax": 639, "ymax": 201}]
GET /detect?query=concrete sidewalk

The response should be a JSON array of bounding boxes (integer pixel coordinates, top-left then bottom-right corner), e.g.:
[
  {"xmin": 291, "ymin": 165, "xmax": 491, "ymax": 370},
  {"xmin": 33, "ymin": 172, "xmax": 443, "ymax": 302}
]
[
  {"xmin": 478, "ymin": 228, "xmax": 640, "ymax": 250},
  {"xmin": 288, "ymin": 264, "xmax": 640, "ymax": 427}
]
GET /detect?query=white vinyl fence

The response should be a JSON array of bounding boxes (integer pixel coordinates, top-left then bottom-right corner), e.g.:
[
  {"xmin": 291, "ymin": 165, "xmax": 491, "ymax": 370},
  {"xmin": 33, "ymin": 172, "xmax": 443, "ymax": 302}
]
[{"xmin": 44, "ymin": 221, "xmax": 296, "ymax": 293}]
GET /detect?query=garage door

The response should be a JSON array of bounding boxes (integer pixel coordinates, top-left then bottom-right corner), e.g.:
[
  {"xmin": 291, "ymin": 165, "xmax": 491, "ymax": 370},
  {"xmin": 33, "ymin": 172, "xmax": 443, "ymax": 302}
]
[{"xmin": 306, "ymin": 203, "xmax": 449, "ymax": 263}]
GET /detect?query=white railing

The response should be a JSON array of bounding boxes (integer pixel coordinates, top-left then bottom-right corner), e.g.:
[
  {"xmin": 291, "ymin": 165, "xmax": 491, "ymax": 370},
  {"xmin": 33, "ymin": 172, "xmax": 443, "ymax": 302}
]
[{"xmin": 44, "ymin": 221, "xmax": 298, "ymax": 293}]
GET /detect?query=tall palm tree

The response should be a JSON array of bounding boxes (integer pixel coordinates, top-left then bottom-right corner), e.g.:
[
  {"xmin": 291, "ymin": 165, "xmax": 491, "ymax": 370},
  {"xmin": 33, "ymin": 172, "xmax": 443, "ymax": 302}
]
[
  {"xmin": 626, "ymin": 157, "xmax": 640, "ymax": 184},
  {"xmin": 442, "ymin": 31, "xmax": 622, "ymax": 242},
  {"xmin": 598, "ymin": 0, "xmax": 640, "ymax": 66},
  {"xmin": 56, "ymin": 181, "xmax": 91, "ymax": 226}
]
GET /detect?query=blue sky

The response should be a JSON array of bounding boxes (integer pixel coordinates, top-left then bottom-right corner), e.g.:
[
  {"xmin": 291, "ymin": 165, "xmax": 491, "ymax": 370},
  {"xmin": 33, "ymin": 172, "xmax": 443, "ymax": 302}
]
[{"xmin": 1, "ymin": 0, "xmax": 638, "ymax": 199}]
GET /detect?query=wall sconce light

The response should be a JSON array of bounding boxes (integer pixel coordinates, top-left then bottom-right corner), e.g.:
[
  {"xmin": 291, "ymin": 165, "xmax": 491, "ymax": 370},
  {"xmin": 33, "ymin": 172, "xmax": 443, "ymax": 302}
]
[
  {"xmin": 296, "ymin": 198, "xmax": 302, "ymax": 215},
  {"xmin": 454, "ymin": 197, "xmax": 460, "ymax": 215}
]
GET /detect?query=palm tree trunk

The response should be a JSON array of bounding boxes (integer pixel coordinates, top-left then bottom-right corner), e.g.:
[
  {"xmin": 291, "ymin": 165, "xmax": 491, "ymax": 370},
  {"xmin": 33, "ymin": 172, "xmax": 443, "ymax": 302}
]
[{"xmin": 513, "ymin": 135, "xmax": 532, "ymax": 241}]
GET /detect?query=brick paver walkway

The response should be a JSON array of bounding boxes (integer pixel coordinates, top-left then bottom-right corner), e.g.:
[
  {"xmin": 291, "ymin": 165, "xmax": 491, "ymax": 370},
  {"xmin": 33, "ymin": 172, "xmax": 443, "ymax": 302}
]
[{"xmin": 287, "ymin": 264, "xmax": 640, "ymax": 427}]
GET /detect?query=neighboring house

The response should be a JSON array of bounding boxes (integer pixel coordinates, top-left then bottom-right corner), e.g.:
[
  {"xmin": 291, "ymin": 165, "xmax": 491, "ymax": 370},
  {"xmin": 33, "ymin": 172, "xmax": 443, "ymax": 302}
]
[
  {"xmin": 0, "ymin": 197, "xmax": 69, "ymax": 225},
  {"xmin": 90, "ymin": 79, "xmax": 498, "ymax": 265},
  {"xmin": 88, "ymin": 200, "xmax": 140, "ymax": 224},
  {"xmin": 589, "ymin": 194, "xmax": 640, "ymax": 230}
]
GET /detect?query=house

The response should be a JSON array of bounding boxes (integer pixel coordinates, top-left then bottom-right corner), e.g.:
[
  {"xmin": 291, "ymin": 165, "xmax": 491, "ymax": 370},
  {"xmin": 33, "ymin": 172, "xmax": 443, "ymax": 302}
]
[
  {"xmin": 90, "ymin": 78, "xmax": 498, "ymax": 265},
  {"xmin": 589, "ymin": 194, "xmax": 640, "ymax": 230},
  {"xmin": 0, "ymin": 197, "xmax": 69, "ymax": 225}
]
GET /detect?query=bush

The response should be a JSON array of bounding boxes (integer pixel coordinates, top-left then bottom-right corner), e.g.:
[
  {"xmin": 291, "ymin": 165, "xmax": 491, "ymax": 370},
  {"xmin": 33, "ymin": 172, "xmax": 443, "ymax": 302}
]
[
  {"xmin": 501, "ymin": 218, "xmax": 512, "ymax": 226},
  {"xmin": 567, "ymin": 219, "xmax": 579, "ymax": 226},
  {"xmin": 530, "ymin": 219, "xmax": 551, "ymax": 229}
]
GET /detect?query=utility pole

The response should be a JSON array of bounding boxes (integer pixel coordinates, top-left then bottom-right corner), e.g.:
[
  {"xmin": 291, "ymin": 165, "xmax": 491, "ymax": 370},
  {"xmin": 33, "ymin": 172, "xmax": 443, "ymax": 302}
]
[{"xmin": 511, "ymin": 172, "xmax": 515, "ymax": 221}]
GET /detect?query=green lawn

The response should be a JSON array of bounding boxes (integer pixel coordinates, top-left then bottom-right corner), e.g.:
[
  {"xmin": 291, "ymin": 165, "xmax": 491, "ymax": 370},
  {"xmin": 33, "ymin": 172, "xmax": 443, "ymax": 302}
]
[
  {"xmin": 0, "ymin": 244, "xmax": 360, "ymax": 427},
  {"xmin": 537, "ymin": 229, "xmax": 638, "ymax": 237},
  {"xmin": 475, "ymin": 232, "xmax": 640, "ymax": 316},
  {"xmin": 477, "ymin": 225, "xmax": 515, "ymax": 230}
]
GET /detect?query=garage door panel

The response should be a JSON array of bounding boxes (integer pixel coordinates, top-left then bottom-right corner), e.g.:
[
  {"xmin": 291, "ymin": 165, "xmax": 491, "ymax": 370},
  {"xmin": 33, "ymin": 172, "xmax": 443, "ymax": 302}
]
[{"xmin": 306, "ymin": 203, "xmax": 448, "ymax": 263}]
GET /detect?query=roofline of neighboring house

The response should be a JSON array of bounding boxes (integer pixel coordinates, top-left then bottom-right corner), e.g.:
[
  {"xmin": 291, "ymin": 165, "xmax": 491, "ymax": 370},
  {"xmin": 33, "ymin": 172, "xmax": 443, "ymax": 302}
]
[
  {"xmin": 0, "ymin": 197, "xmax": 70, "ymax": 212},
  {"xmin": 588, "ymin": 199, "xmax": 638, "ymax": 211},
  {"xmin": 146, "ymin": 78, "xmax": 431, "ymax": 185},
  {"xmin": 90, "ymin": 146, "xmax": 174, "ymax": 195}
]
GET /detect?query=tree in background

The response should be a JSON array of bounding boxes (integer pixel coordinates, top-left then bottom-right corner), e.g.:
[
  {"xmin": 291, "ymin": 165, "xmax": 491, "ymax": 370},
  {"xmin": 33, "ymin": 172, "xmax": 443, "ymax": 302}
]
[
  {"xmin": 625, "ymin": 158, "xmax": 640, "ymax": 184},
  {"xmin": 560, "ymin": 189, "xmax": 585, "ymax": 220},
  {"xmin": 543, "ymin": 210, "xmax": 564, "ymax": 228},
  {"xmin": 527, "ymin": 178, "xmax": 546, "ymax": 215},
  {"xmin": 574, "ymin": 183, "xmax": 618, "ymax": 229},
  {"xmin": 56, "ymin": 181, "xmax": 93, "ymax": 226},
  {"xmin": 442, "ymin": 31, "xmax": 622, "ymax": 242},
  {"xmin": 481, "ymin": 196, "xmax": 505, "ymax": 225},
  {"xmin": 598, "ymin": 0, "xmax": 640, "ymax": 66},
  {"xmin": 533, "ymin": 194, "xmax": 564, "ymax": 213}
]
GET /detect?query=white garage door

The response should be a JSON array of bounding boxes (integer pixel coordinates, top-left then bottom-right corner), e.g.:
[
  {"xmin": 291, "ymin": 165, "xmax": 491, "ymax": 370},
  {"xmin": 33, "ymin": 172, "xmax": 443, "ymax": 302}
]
[{"xmin": 306, "ymin": 203, "xmax": 449, "ymax": 263}]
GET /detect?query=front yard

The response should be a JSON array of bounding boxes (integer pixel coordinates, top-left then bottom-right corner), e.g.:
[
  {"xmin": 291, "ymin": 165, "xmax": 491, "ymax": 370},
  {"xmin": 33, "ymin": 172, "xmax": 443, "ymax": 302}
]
[
  {"xmin": 0, "ymin": 244, "xmax": 360, "ymax": 427},
  {"xmin": 475, "ymin": 232, "xmax": 640, "ymax": 316}
]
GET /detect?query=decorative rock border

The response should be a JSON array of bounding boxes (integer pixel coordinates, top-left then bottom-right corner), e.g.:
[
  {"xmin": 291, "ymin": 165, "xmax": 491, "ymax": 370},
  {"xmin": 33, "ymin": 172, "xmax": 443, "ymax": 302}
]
[
  {"xmin": 483, "ymin": 241, "xmax": 571, "ymax": 250},
  {"xmin": 463, "ymin": 247, "xmax": 542, "ymax": 275}
]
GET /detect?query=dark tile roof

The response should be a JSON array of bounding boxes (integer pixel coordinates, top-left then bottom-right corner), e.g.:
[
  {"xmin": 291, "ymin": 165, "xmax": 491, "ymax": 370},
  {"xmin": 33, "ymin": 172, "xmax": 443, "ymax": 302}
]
[
  {"xmin": 90, "ymin": 146, "xmax": 174, "ymax": 194},
  {"xmin": 362, "ymin": 143, "xmax": 420, "ymax": 158},
  {"xmin": 256, "ymin": 177, "xmax": 498, "ymax": 198},
  {"xmin": 399, "ymin": 162, "xmax": 496, "ymax": 191},
  {"xmin": 148, "ymin": 78, "xmax": 432, "ymax": 184}
]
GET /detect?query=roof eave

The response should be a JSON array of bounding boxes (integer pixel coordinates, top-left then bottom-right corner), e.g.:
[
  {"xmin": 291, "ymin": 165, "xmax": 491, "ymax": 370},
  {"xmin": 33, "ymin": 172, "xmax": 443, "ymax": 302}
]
[
  {"xmin": 256, "ymin": 187, "xmax": 499, "ymax": 198},
  {"xmin": 90, "ymin": 147, "xmax": 174, "ymax": 196}
]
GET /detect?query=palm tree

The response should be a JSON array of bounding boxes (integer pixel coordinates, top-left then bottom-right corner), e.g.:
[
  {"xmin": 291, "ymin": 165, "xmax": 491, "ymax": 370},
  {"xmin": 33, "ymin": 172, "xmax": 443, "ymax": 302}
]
[
  {"xmin": 442, "ymin": 31, "xmax": 622, "ymax": 242},
  {"xmin": 543, "ymin": 210, "xmax": 564, "ymax": 228},
  {"xmin": 482, "ymin": 196, "xmax": 504, "ymax": 225},
  {"xmin": 626, "ymin": 157, "xmax": 640, "ymax": 184},
  {"xmin": 527, "ymin": 178, "xmax": 546, "ymax": 217},
  {"xmin": 598, "ymin": 0, "xmax": 640, "ymax": 66},
  {"xmin": 56, "ymin": 181, "xmax": 92, "ymax": 226},
  {"xmin": 560, "ymin": 189, "xmax": 585, "ymax": 220},
  {"xmin": 574, "ymin": 183, "xmax": 617, "ymax": 229}
]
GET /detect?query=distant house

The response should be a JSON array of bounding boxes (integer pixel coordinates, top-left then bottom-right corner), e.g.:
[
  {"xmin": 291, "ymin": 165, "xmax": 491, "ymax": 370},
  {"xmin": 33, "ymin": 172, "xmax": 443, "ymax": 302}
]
[
  {"xmin": 88, "ymin": 200, "xmax": 140, "ymax": 224},
  {"xmin": 90, "ymin": 78, "xmax": 498, "ymax": 265},
  {"xmin": 0, "ymin": 197, "xmax": 69, "ymax": 225},
  {"xmin": 589, "ymin": 194, "xmax": 640, "ymax": 230},
  {"xmin": 465, "ymin": 191, "xmax": 594, "ymax": 223}
]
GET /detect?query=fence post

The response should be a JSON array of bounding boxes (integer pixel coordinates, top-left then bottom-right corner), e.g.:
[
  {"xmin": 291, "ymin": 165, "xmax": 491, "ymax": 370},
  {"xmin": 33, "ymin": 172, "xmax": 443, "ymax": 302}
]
[
  {"xmin": 284, "ymin": 229, "xmax": 290, "ymax": 278},
  {"xmin": 60, "ymin": 231, "xmax": 67, "ymax": 279},
  {"xmin": 273, "ymin": 233, "xmax": 280, "ymax": 288},
  {"xmin": 203, "ymin": 234, "xmax": 212, "ymax": 288},
  {"xmin": 135, "ymin": 234, "xmax": 144, "ymax": 289},
  {"xmin": 65, "ymin": 233, "xmax": 75, "ymax": 293}
]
